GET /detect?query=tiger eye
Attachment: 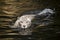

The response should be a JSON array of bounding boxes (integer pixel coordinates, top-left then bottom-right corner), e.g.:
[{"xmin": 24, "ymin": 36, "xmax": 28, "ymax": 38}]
[
  {"xmin": 26, "ymin": 21, "xmax": 29, "ymax": 23},
  {"xmin": 20, "ymin": 21, "xmax": 23, "ymax": 23}
]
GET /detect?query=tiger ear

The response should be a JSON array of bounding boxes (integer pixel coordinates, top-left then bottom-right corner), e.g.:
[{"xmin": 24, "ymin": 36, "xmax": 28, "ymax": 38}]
[{"xmin": 27, "ymin": 18, "xmax": 31, "ymax": 21}]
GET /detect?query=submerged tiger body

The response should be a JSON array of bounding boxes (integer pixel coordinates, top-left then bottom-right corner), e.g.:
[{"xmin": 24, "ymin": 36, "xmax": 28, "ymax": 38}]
[{"xmin": 10, "ymin": 8, "xmax": 55, "ymax": 35}]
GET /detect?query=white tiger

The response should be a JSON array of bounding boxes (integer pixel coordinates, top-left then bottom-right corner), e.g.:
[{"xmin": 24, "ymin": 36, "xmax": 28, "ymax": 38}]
[
  {"xmin": 9, "ymin": 8, "xmax": 54, "ymax": 35},
  {"xmin": 10, "ymin": 8, "xmax": 54, "ymax": 28}
]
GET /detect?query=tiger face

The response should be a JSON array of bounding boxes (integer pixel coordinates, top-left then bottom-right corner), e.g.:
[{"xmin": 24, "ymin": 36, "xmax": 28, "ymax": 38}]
[{"xmin": 18, "ymin": 15, "xmax": 35, "ymax": 29}]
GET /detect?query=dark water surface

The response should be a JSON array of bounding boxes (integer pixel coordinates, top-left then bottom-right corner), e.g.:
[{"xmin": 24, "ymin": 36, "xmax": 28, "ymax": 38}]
[{"xmin": 0, "ymin": 0, "xmax": 60, "ymax": 40}]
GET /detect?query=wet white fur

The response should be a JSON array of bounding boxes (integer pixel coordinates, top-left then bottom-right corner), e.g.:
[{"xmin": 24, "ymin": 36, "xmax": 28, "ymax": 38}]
[{"xmin": 10, "ymin": 8, "xmax": 54, "ymax": 29}]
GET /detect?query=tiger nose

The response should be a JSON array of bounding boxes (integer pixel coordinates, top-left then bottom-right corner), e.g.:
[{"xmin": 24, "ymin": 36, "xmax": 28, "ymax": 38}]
[{"xmin": 23, "ymin": 25, "xmax": 25, "ymax": 27}]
